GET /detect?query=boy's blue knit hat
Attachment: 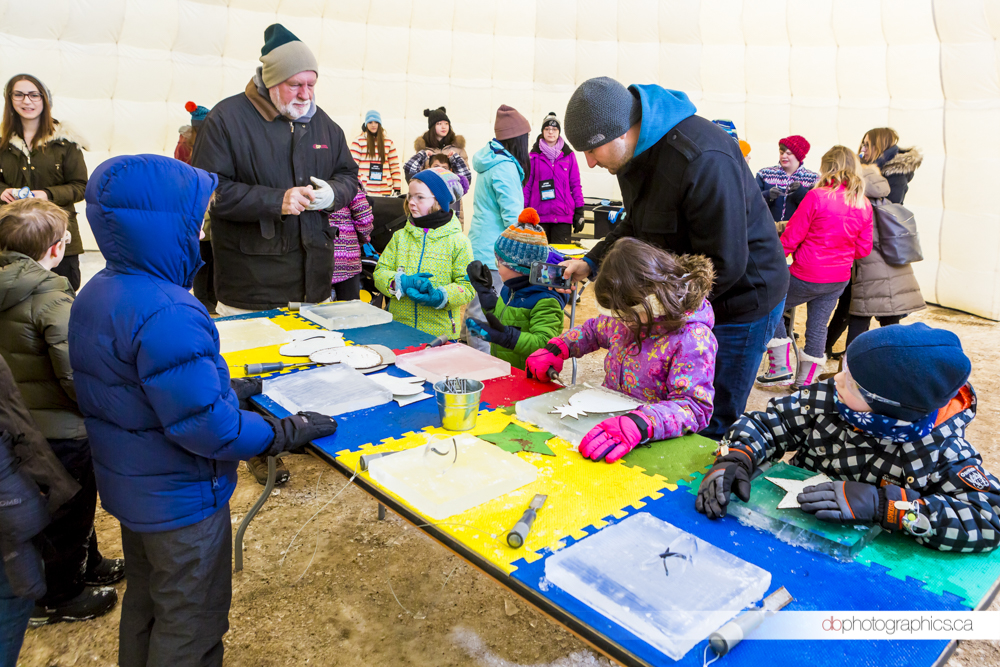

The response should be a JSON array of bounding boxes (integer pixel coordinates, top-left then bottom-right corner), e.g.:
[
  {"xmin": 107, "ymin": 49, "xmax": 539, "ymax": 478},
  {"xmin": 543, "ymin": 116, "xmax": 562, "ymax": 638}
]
[
  {"xmin": 364, "ymin": 110, "xmax": 382, "ymax": 127},
  {"xmin": 494, "ymin": 208, "xmax": 550, "ymax": 275},
  {"xmin": 411, "ymin": 167, "xmax": 464, "ymax": 212},
  {"xmin": 845, "ymin": 323, "xmax": 971, "ymax": 421}
]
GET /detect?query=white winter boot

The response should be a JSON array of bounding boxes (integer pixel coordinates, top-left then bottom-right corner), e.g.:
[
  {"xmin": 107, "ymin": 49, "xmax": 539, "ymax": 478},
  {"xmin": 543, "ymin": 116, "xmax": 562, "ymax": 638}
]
[
  {"xmin": 756, "ymin": 338, "xmax": 795, "ymax": 386},
  {"xmin": 793, "ymin": 350, "xmax": 826, "ymax": 389}
]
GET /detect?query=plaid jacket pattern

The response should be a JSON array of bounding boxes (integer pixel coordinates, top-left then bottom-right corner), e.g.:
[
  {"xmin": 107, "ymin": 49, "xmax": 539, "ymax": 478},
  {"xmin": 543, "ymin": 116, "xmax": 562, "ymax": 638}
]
[{"xmin": 724, "ymin": 379, "xmax": 1000, "ymax": 553}]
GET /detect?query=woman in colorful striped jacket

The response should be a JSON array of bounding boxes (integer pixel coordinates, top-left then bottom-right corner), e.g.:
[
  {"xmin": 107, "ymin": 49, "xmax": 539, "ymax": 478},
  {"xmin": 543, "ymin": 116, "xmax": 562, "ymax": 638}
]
[{"xmin": 350, "ymin": 110, "xmax": 402, "ymax": 197}]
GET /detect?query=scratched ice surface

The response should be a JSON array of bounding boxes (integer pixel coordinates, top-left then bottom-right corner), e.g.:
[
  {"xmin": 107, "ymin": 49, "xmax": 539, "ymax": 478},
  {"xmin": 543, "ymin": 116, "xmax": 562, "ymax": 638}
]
[
  {"xmin": 367, "ymin": 434, "xmax": 537, "ymax": 520},
  {"xmin": 545, "ymin": 512, "xmax": 770, "ymax": 661},
  {"xmin": 262, "ymin": 364, "xmax": 392, "ymax": 416},
  {"xmin": 515, "ymin": 385, "xmax": 638, "ymax": 448},
  {"xmin": 395, "ymin": 345, "xmax": 511, "ymax": 384},
  {"xmin": 299, "ymin": 300, "xmax": 393, "ymax": 330}
]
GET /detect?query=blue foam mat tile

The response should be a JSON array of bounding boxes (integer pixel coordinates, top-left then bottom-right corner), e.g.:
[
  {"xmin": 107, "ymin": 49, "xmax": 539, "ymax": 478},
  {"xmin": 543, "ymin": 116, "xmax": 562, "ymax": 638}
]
[
  {"xmin": 251, "ymin": 365, "xmax": 486, "ymax": 457},
  {"xmin": 510, "ymin": 483, "xmax": 963, "ymax": 667},
  {"xmin": 341, "ymin": 321, "xmax": 435, "ymax": 350}
]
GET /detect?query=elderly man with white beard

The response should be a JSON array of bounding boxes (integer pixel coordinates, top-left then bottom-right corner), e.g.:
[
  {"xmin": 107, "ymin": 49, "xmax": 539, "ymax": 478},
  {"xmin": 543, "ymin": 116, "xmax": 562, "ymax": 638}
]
[{"xmin": 192, "ymin": 23, "xmax": 358, "ymax": 485}]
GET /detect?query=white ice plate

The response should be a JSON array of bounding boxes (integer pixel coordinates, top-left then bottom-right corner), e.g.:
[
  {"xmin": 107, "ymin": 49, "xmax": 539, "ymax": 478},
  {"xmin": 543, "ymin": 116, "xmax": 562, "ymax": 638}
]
[
  {"xmin": 309, "ymin": 346, "xmax": 383, "ymax": 369},
  {"xmin": 285, "ymin": 329, "xmax": 344, "ymax": 341},
  {"xmin": 568, "ymin": 389, "xmax": 641, "ymax": 413},
  {"xmin": 279, "ymin": 332, "xmax": 346, "ymax": 357},
  {"xmin": 262, "ymin": 363, "xmax": 393, "ymax": 417},
  {"xmin": 215, "ymin": 318, "xmax": 290, "ymax": 354},
  {"xmin": 545, "ymin": 512, "xmax": 770, "ymax": 661}
]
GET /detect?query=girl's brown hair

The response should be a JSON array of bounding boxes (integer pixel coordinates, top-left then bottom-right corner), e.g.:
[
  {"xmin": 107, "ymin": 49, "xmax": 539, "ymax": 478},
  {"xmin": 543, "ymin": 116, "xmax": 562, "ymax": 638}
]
[
  {"xmin": 364, "ymin": 122, "xmax": 386, "ymax": 164},
  {"xmin": 815, "ymin": 145, "xmax": 868, "ymax": 209},
  {"xmin": 859, "ymin": 127, "xmax": 899, "ymax": 165},
  {"xmin": 422, "ymin": 125, "xmax": 456, "ymax": 150},
  {"xmin": 594, "ymin": 238, "xmax": 714, "ymax": 348},
  {"xmin": 1, "ymin": 74, "xmax": 55, "ymax": 153}
]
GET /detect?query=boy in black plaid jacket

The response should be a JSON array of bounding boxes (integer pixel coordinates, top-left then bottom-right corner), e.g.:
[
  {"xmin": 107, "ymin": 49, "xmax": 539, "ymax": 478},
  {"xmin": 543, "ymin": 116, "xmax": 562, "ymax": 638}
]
[{"xmin": 696, "ymin": 323, "xmax": 1000, "ymax": 553}]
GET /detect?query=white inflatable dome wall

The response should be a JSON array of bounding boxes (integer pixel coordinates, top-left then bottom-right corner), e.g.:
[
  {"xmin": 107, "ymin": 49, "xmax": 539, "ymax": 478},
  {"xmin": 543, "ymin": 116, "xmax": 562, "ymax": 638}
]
[{"xmin": 1, "ymin": 0, "xmax": 997, "ymax": 319}]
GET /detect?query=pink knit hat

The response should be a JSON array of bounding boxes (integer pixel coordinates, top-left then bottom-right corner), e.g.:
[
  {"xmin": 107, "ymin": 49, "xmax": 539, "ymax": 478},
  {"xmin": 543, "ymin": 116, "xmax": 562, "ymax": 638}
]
[{"xmin": 495, "ymin": 105, "xmax": 530, "ymax": 141}]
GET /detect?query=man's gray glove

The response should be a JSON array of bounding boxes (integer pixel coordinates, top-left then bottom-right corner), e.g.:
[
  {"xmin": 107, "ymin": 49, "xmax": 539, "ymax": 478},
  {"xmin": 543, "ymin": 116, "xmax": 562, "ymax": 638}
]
[
  {"xmin": 787, "ymin": 181, "xmax": 801, "ymax": 192},
  {"xmin": 230, "ymin": 376, "xmax": 263, "ymax": 410},
  {"xmin": 307, "ymin": 177, "xmax": 335, "ymax": 211},
  {"xmin": 262, "ymin": 411, "xmax": 338, "ymax": 456}
]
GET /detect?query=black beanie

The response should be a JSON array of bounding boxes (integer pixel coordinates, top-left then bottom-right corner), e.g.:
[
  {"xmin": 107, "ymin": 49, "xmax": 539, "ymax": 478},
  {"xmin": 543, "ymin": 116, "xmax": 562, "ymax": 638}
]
[
  {"xmin": 845, "ymin": 323, "xmax": 971, "ymax": 422},
  {"xmin": 424, "ymin": 107, "xmax": 450, "ymax": 130}
]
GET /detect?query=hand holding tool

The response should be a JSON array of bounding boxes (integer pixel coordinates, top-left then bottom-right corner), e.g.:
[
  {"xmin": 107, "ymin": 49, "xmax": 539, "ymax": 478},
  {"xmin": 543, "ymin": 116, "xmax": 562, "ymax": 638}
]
[{"xmin": 507, "ymin": 494, "xmax": 547, "ymax": 548}]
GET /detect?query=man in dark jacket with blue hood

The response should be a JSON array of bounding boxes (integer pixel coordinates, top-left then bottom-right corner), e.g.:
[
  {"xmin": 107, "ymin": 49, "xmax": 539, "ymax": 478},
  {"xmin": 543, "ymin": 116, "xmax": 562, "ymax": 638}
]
[
  {"xmin": 560, "ymin": 77, "xmax": 789, "ymax": 440},
  {"xmin": 69, "ymin": 154, "xmax": 337, "ymax": 666}
]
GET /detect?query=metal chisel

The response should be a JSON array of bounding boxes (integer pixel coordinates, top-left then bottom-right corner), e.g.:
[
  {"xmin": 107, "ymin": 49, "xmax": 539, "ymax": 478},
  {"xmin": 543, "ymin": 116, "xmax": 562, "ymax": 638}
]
[{"xmin": 507, "ymin": 494, "xmax": 548, "ymax": 548}]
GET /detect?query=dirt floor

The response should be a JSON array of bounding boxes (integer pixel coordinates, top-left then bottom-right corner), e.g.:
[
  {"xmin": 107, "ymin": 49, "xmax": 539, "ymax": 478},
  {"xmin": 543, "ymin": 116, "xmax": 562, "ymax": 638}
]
[{"xmin": 17, "ymin": 278, "xmax": 1000, "ymax": 666}]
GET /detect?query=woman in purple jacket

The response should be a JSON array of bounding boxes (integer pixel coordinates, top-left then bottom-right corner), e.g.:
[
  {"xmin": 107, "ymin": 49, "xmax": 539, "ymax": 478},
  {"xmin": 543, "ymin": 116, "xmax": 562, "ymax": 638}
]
[{"xmin": 522, "ymin": 112, "xmax": 585, "ymax": 244}]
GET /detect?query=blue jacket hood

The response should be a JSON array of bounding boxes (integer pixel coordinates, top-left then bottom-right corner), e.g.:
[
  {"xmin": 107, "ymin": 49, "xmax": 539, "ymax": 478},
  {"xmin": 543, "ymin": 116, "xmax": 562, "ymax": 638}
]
[
  {"xmin": 472, "ymin": 140, "xmax": 525, "ymax": 181},
  {"xmin": 86, "ymin": 155, "xmax": 218, "ymax": 290},
  {"xmin": 630, "ymin": 85, "xmax": 697, "ymax": 158}
]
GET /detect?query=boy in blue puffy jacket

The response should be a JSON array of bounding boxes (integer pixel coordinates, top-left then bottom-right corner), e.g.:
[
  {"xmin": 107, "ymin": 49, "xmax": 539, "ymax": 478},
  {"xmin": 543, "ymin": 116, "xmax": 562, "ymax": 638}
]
[{"xmin": 69, "ymin": 155, "xmax": 337, "ymax": 666}]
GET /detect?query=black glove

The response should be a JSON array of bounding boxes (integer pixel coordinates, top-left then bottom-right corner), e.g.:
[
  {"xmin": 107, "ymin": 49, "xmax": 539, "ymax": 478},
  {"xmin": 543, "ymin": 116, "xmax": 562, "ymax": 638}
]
[
  {"xmin": 798, "ymin": 480, "xmax": 922, "ymax": 532},
  {"xmin": 768, "ymin": 186, "xmax": 782, "ymax": 201},
  {"xmin": 392, "ymin": 189, "xmax": 401, "ymax": 197},
  {"xmin": 230, "ymin": 376, "xmax": 263, "ymax": 409},
  {"xmin": 572, "ymin": 206, "xmax": 585, "ymax": 233},
  {"xmin": 787, "ymin": 181, "xmax": 801, "ymax": 192},
  {"xmin": 695, "ymin": 451, "xmax": 754, "ymax": 519},
  {"xmin": 473, "ymin": 311, "xmax": 521, "ymax": 350},
  {"xmin": 262, "ymin": 411, "xmax": 338, "ymax": 456},
  {"xmin": 466, "ymin": 261, "xmax": 498, "ymax": 312}
]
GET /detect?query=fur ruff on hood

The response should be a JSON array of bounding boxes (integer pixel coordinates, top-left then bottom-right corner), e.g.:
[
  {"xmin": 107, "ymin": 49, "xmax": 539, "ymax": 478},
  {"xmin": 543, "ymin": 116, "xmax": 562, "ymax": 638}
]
[
  {"xmin": 7, "ymin": 121, "xmax": 89, "ymax": 156},
  {"xmin": 414, "ymin": 134, "xmax": 465, "ymax": 152},
  {"xmin": 881, "ymin": 146, "xmax": 923, "ymax": 177}
]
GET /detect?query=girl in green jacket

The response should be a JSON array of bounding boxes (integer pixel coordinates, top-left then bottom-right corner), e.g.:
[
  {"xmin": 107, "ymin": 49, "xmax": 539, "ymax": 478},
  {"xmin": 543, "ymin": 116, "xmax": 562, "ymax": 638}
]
[{"xmin": 374, "ymin": 168, "xmax": 473, "ymax": 339}]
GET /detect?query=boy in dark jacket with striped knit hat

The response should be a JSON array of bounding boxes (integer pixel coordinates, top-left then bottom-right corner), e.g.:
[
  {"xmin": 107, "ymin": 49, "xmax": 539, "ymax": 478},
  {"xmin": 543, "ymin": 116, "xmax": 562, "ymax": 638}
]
[
  {"xmin": 696, "ymin": 323, "xmax": 1000, "ymax": 553},
  {"xmin": 465, "ymin": 208, "xmax": 567, "ymax": 370}
]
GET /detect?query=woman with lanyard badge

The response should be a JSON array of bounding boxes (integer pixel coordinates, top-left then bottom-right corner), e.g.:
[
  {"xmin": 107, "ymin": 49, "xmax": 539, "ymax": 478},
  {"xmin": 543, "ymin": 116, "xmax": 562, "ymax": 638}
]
[
  {"xmin": 350, "ymin": 110, "xmax": 402, "ymax": 197},
  {"xmin": 522, "ymin": 112, "xmax": 584, "ymax": 245}
]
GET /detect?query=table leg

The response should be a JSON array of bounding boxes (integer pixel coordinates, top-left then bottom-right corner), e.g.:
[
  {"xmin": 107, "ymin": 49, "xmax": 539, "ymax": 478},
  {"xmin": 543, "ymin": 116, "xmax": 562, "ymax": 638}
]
[
  {"xmin": 234, "ymin": 455, "xmax": 277, "ymax": 572},
  {"xmin": 377, "ymin": 502, "xmax": 386, "ymax": 520}
]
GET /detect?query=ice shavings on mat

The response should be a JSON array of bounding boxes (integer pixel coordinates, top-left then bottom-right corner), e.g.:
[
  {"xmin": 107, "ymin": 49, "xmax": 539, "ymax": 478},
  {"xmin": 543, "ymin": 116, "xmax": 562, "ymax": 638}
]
[{"xmin": 262, "ymin": 364, "xmax": 392, "ymax": 417}]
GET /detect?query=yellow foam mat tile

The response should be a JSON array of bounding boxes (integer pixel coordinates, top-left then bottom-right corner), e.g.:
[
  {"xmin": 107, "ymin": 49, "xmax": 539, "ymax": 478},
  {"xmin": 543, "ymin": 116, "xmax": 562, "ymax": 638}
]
[
  {"xmin": 221, "ymin": 312, "xmax": 353, "ymax": 378},
  {"xmin": 336, "ymin": 408, "xmax": 674, "ymax": 574}
]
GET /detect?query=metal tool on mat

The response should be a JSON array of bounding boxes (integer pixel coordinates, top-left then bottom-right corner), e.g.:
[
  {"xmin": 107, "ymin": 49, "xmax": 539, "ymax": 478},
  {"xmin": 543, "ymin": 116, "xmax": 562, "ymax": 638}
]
[
  {"xmin": 359, "ymin": 450, "xmax": 403, "ymax": 472},
  {"xmin": 507, "ymin": 494, "xmax": 548, "ymax": 548},
  {"xmin": 233, "ymin": 361, "xmax": 320, "ymax": 375},
  {"xmin": 707, "ymin": 586, "xmax": 793, "ymax": 659}
]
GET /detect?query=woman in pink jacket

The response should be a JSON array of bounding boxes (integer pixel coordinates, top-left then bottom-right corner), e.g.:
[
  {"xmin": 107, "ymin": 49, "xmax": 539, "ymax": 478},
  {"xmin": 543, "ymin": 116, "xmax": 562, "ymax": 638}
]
[
  {"xmin": 757, "ymin": 146, "xmax": 873, "ymax": 389},
  {"xmin": 521, "ymin": 112, "xmax": 584, "ymax": 244}
]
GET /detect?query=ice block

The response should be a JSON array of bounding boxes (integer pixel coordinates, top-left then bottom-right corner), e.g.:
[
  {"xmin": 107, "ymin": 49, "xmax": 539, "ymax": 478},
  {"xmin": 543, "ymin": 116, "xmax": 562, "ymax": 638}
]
[
  {"xmin": 515, "ymin": 384, "xmax": 639, "ymax": 447},
  {"xmin": 367, "ymin": 434, "xmax": 537, "ymax": 520},
  {"xmin": 395, "ymin": 344, "xmax": 511, "ymax": 384},
  {"xmin": 299, "ymin": 300, "xmax": 393, "ymax": 330},
  {"xmin": 262, "ymin": 364, "xmax": 392, "ymax": 417},
  {"xmin": 728, "ymin": 461, "xmax": 882, "ymax": 560},
  {"xmin": 215, "ymin": 318, "xmax": 291, "ymax": 354},
  {"xmin": 545, "ymin": 512, "xmax": 771, "ymax": 662}
]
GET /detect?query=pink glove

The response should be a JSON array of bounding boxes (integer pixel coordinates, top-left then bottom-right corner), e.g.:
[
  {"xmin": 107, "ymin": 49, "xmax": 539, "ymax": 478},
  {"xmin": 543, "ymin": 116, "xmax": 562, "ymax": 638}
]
[
  {"xmin": 579, "ymin": 413, "xmax": 652, "ymax": 463},
  {"xmin": 525, "ymin": 338, "xmax": 569, "ymax": 382}
]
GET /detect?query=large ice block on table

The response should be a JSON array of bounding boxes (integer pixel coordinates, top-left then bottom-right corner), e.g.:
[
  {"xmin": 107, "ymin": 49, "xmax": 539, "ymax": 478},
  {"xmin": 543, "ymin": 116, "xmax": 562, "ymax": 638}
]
[
  {"xmin": 545, "ymin": 512, "xmax": 770, "ymax": 662},
  {"xmin": 729, "ymin": 461, "xmax": 882, "ymax": 561},
  {"xmin": 215, "ymin": 318, "xmax": 290, "ymax": 354},
  {"xmin": 395, "ymin": 344, "xmax": 511, "ymax": 384},
  {"xmin": 300, "ymin": 300, "xmax": 393, "ymax": 330},
  {"xmin": 516, "ymin": 384, "xmax": 638, "ymax": 447},
  {"xmin": 262, "ymin": 364, "xmax": 392, "ymax": 417},
  {"xmin": 367, "ymin": 434, "xmax": 537, "ymax": 519}
]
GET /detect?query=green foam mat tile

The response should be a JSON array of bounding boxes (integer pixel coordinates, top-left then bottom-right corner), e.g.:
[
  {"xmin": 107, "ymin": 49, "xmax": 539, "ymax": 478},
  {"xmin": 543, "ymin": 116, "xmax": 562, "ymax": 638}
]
[{"xmin": 620, "ymin": 433, "xmax": 716, "ymax": 484}]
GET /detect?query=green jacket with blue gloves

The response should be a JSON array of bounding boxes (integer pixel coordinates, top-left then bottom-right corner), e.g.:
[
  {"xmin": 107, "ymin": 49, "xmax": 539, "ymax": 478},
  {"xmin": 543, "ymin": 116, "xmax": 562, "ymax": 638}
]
[
  {"xmin": 374, "ymin": 216, "xmax": 474, "ymax": 339},
  {"xmin": 488, "ymin": 276, "xmax": 566, "ymax": 370},
  {"xmin": 468, "ymin": 140, "xmax": 525, "ymax": 270}
]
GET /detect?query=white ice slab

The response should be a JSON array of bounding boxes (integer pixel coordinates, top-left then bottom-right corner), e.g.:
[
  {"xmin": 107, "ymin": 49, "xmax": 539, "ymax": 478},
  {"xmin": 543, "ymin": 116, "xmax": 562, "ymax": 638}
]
[
  {"xmin": 395, "ymin": 344, "xmax": 511, "ymax": 384},
  {"xmin": 215, "ymin": 318, "xmax": 290, "ymax": 354},
  {"xmin": 367, "ymin": 434, "xmax": 537, "ymax": 520},
  {"xmin": 299, "ymin": 300, "xmax": 393, "ymax": 330},
  {"xmin": 515, "ymin": 384, "xmax": 641, "ymax": 447},
  {"xmin": 262, "ymin": 364, "xmax": 392, "ymax": 417},
  {"xmin": 545, "ymin": 512, "xmax": 770, "ymax": 661}
]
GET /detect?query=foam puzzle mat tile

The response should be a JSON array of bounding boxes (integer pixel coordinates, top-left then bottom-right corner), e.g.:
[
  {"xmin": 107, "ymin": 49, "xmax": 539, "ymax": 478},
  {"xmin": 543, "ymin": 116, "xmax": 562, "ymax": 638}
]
[{"xmin": 620, "ymin": 433, "xmax": 717, "ymax": 484}]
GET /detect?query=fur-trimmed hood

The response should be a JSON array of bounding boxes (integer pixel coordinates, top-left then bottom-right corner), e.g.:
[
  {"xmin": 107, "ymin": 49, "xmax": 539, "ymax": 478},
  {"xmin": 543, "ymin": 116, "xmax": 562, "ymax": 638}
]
[
  {"xmin": 414, "ymin": 134, "xmax": 465, "ymax": 152},
  {"xmin": 7, "ymin": 121, "xmax": 88, "ymax": 156},
  {"xmin": 881, "ymin": 146, "xmax": 923, "ymax": 177}
]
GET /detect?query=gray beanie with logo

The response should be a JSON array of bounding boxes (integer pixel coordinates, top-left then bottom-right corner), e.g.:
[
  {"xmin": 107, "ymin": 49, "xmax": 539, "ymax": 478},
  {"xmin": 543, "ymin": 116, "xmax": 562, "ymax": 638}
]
[{"xmin": 564, "ymin": 77, "xmax": 642, "ymax": 152}]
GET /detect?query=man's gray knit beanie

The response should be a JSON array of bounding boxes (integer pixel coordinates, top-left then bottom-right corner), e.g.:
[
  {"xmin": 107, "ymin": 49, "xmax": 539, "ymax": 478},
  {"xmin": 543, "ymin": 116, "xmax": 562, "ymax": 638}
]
[{"xmin": 564, "ymin": 77, "xmax": 643, "ymax": 152}]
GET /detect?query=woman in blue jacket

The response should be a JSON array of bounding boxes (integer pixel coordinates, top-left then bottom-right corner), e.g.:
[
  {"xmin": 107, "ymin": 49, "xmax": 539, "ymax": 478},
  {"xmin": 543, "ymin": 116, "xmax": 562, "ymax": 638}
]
[
  {"xmin": 69, "ymin": 154, "xmax": 337, "ymax": 666},
  {"xmin": 465, "ymin": 105, "xmax": 530, "ymax": 352}
]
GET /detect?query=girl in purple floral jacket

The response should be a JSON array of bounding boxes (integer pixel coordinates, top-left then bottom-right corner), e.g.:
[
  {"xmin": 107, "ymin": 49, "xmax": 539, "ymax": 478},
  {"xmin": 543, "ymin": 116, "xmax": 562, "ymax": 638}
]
[
  {"xmin": 527, "ymin": 238, "xmax": 718, "ymax": 463},
  {"xmin": 328, "ymin": 179, "xmax": 374, "ymax": 301}
]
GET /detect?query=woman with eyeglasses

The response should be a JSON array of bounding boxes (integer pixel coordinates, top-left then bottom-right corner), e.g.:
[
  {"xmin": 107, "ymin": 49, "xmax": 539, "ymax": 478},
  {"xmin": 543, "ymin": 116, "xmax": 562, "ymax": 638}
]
[{"xmin": 1, "ymin": 74, "xmax": 88, "ymax": 290}]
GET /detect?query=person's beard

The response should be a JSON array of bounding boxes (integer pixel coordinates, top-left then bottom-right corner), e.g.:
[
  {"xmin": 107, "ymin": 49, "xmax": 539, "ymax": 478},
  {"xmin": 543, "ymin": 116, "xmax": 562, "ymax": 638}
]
[{"xmin": 270, "ymin": 89, "xmax": 310, "ymax": 120}]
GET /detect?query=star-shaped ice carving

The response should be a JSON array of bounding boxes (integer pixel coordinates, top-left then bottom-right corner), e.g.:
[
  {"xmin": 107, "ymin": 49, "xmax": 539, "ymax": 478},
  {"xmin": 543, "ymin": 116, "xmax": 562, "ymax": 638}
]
[
  {"xmin": 549, "ymin": 404, "xmax": 587, "ymax": 420},
  {"xmin": 766, "ymin": 473, "xmax": 832, "ymax": 509}
]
